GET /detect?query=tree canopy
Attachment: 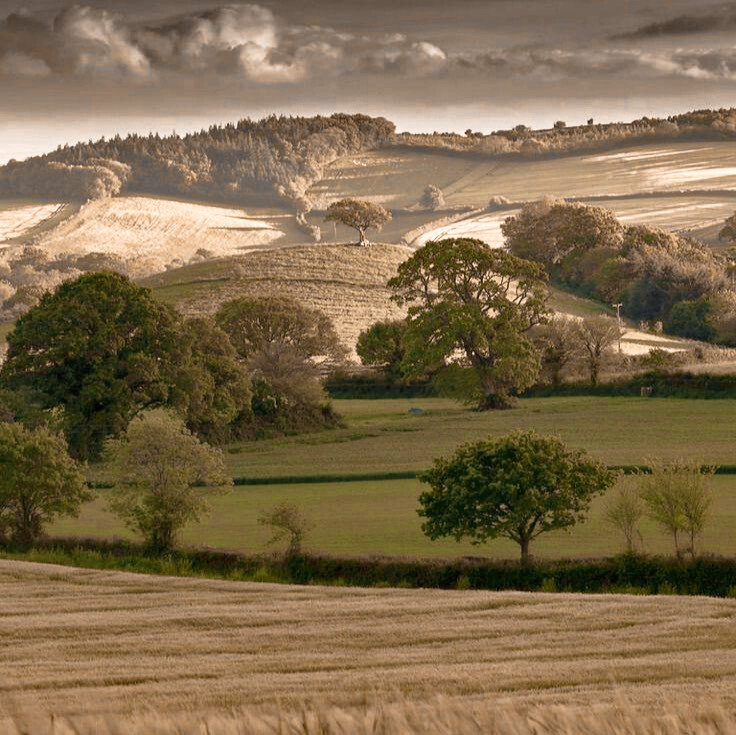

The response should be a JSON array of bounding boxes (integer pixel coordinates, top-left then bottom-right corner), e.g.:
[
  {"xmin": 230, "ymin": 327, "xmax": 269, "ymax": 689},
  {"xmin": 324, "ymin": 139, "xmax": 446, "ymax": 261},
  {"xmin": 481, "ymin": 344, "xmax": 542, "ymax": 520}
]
[
  {"xmin": 418, "ymin": 430, "xmax": 615, "ymax": 562},
  {"xmin": 324, "ymin": 199, "xmax": 392, "ymax": 245},
  {"xmin": 0, "ymin": 272, "xmax": 183, "ymax": 460},
  {"xmin": 0, "ymin": 422, "xmax": 89, "ymax": 548},
  {"xmin": 106, "ymin": 410, "xmax": 232, "ymax": 553},
  {"xmin": 215, "ymin": 295, "xmax": 344, "ymax": 435},
  {"xmin": 388, "ymin": 238, "xmax": 549, "ymax": 409}
]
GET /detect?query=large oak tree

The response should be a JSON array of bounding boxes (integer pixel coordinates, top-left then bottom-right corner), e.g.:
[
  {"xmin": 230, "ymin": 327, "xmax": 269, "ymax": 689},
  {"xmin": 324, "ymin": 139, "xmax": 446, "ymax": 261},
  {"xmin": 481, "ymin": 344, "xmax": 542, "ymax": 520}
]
[{"xmin": 388, "ymin": 238, "xmax": 549, "ymax": 409}]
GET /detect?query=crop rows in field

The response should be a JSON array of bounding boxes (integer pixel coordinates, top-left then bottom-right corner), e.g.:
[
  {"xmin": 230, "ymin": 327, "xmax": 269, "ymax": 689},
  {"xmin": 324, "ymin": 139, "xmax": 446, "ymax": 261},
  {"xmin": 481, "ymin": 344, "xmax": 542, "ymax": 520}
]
[{"xmin": 1, "ymin": 559, "xmax": 735, "ymax": 719}]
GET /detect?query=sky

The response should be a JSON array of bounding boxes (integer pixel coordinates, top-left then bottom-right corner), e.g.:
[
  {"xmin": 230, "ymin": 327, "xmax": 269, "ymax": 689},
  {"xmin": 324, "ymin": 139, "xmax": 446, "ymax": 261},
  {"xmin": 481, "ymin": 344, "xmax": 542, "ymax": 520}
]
[{"xmin": 3, "ymin": 0, "xmax": 736, "ymax": 163}]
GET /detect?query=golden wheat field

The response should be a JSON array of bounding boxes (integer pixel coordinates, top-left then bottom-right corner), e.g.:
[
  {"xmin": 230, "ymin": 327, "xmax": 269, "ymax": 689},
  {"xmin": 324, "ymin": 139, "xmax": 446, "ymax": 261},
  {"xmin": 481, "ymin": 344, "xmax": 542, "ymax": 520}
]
[{"xmin": 2, "ymin": 558, "xmax": 736, "ymax": 729}]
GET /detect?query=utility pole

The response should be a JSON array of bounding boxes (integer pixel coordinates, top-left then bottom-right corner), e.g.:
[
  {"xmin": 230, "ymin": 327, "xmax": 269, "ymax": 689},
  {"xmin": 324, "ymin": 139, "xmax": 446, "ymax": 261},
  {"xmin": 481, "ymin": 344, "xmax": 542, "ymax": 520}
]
[{"xmin": 612, "ymin": 303, "xmax": 623, "ymax": 354}]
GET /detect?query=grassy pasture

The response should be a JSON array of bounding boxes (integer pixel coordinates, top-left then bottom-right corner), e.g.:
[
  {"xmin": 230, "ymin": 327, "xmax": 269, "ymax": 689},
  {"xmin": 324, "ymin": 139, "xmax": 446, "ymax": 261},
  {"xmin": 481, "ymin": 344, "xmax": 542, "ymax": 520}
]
[
  {"xmin": 2, "ymin": 559, "xmax": 736, "ymax": 719},
  {"xmin": 225, "ymin": 397, "xmax": 736, "ymax": 477},
  {"xmin": 54, "ymin": 397, "xmax": 736, "ymax": 558},
  {"xmin": 49, "ymin": 474, "xmax": 736, "ymax": 558}
]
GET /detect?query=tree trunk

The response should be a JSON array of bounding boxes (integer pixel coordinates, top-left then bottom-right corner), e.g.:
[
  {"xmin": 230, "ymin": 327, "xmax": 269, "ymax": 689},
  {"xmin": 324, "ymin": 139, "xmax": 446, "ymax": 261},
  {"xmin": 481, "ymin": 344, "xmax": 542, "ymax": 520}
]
[
  {"xmin": 520, "ymin": 536, "xmax": 531, "ymax": 565},
  {"xmin": 358, "ymin": 228, "xmax": 367, "ymax": 246}
]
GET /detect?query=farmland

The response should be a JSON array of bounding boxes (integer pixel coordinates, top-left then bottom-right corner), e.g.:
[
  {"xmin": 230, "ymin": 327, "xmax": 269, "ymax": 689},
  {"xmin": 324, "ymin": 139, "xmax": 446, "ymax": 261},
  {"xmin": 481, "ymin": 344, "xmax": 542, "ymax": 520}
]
[
  {"xmin": 1, "ymin": 559, "xmax": 735, "ymax": 720},
  {"xmin": 51, "ymin": 397, "xmax": 736, "ymax": 558}
]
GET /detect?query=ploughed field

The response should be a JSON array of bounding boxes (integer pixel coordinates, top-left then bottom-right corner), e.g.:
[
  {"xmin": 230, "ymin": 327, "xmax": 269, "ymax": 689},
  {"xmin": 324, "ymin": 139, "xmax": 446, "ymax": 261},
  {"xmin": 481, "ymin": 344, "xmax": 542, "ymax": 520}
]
[
  {"xmin": 1, "ymin": 559, "xmax": 735, "ymax": 722},
  {"xmin": 52, "ymin": 397, "xmax": 736, "ymax": 558}
]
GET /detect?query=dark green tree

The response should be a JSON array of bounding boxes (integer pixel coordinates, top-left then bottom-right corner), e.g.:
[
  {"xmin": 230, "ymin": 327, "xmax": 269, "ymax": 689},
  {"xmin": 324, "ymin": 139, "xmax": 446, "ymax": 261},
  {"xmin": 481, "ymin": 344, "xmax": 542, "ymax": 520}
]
[
  {"xmin": 0, "ymin": 422, "xmax": 89, "ymax": 548},
  {"xmin": 171, "ymin": 317, "xmax": 252, "ymax": 444},
  {"xmin": 0, "ymin": 272, "xmax": 182, "ymax": 460},
  {"xmin": 418, "ymin": 430, "xmax": 615, "ymax": 563},
  {"xmin": 665, "ymin": 298, "xmax": 715, "ymax": 342},
  {"xmin": 388, "ymin": 238, "xmax": 549, "ymax": 409},
  {"xmin": 356, "ymin": 319, "xmax": 409, "ymax": 382}
]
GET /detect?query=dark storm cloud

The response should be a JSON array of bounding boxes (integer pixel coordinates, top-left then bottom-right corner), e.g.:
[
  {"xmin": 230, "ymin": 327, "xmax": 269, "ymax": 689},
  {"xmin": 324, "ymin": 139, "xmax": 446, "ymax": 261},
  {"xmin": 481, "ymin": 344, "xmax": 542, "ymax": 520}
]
[{"xmin": 614, "ymin": 5, "xmax": 736, "ymax": 39}]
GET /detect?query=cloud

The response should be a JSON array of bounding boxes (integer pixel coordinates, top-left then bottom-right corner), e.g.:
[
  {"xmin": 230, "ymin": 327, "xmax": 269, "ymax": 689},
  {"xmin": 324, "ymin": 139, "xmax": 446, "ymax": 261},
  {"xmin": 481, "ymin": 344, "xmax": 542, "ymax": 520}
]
[
  {"xmin": 0, "ymin": 3, "xmax": 451, "ymax": 83},
  {"xmin": 2, "ymin": 2, "xmax": 736, "ymax": 89},
  {"xmin": 450, "ymin": 46, "xmax": 736, "ymax": 83},
  {"xmin": 614, "ymin": 6, "xmax": 736, "ymax": 39}
]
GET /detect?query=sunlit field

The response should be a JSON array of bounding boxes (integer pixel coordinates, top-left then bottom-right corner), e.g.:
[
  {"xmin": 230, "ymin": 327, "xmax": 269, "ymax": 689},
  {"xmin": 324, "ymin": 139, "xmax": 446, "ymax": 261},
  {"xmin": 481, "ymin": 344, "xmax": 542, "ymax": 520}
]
[{"xmin": 1, "ymin": 560, "xmax": 735, "ymax": 723}]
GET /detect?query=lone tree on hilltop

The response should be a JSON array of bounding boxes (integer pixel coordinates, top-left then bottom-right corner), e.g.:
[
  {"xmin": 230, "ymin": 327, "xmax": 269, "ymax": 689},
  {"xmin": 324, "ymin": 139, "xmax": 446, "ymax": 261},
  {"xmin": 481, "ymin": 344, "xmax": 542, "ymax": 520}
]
[
  {"xmin": 388, "ymin": 238, "xmax": 549, "ymax": 410},
  {"xmin": 0, "ymin": 423, "xmax": 89, "ymax": 548},
  {"xmin": 418, "ymin": 430, "xmax": 615, "ymax": 563},
  {"xmin": 324, "ymin": 199, "xmax": 391, "ymax": 246}
]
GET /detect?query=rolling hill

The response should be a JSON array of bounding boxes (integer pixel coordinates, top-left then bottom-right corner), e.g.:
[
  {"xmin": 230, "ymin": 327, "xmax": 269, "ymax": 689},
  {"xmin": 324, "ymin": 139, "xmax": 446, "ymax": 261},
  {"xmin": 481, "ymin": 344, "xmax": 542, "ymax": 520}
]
[{"xmin": 2, "ymin": 131, "xmax": 736, "ymax": 361}]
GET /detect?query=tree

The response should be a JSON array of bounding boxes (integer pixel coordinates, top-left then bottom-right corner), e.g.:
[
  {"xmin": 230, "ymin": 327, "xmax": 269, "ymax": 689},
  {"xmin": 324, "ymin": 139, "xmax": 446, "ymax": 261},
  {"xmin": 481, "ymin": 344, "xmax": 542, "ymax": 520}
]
[
  {"xmin": 324, "ymin": 199, "xmax": 392, "ymax": 246},
  {"xmin": 502, "ymin": 200, "xmax": 624, "ymax": 272},
  {"xmin": 531, "ymin": 317, "xmax": 579, "ymax": 386},
  {"xmin": 388, "ymin": 238, "xmax": 549, "ymax": 409},
  {"xmin": 574, "ymin": 316, "xmax": 619, "ymax": 386},
  {"xmin": 603, "ymin": 477, "xmax": 644, "ymax": 554},
  {"xmin": 418, "ymin": 430, "xmax": 615, "ymax": 563},
  {"xmin": 106, "ymin": 410, "xmax": 232, "ymax": 554},
  {"xmin": 0, "ymin": 272, "xmax": 183, "ymax": 460},
  {"xmin": 719, "ymin": 212, "xmax": 736, "ymax": 243},
  {"xmin": 638, "ymin": 460, "xmax": 714, "ymax": 559},
  {"xmin": 419, "ymin": 185, "xmax": 445, "ymax": 211},
  {"xmin": 258, "ymin": 501, "xmax": 312, "ymax": 557},
  {"xmin": 665, "ymin": 297, "xmax": 715, "ymax": 342},
  {"xmin": 215, "ymin": 296, "xmax": 344, "ymax": 433},
  {"xmin": 0, "ymin": 423, "xmax": 89, "ymax": 548},
  {"xmin": 356, "ymin": 319, "xmax": 409, "ymax": 382},
  {"xmin": 171, "ymin": 317, "xmax": 252, "ymax": 444},
  {"xmin": 215, "ymin": 295, "xmax": 346, "ymax": 367}
]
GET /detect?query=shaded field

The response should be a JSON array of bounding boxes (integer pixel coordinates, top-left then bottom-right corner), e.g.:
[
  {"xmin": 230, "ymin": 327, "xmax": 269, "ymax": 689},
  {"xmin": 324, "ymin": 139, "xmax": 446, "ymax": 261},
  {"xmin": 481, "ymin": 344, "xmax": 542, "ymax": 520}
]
[
  {"xmin": 224, "ymin": 397, "xmax": 736, "ymax": 477},
  {"xmin": 1, "ymin": 559, "xmax": 736, "ymax": 719},
  {"xmin": 49, "ymin": 474, "xmax": 736, "ymax": 558}
]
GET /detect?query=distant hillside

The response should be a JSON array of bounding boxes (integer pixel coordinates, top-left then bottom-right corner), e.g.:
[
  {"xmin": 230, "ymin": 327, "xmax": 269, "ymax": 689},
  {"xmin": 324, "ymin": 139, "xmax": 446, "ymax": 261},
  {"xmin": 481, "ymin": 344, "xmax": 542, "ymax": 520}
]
[
  {"xmin": 0, "ymin": 114, "xmax": 395, "ymax": 210},
  {"xmin": 142, "ymin": 242, "xmax": 411, "ymax": 358},
  {"xmin": 4, "ymin": 108, "xmax": 736, "ymax": 213},
  {"xmin": 391, "ymin": 108, "xmax": 736, "ymax": 158}
]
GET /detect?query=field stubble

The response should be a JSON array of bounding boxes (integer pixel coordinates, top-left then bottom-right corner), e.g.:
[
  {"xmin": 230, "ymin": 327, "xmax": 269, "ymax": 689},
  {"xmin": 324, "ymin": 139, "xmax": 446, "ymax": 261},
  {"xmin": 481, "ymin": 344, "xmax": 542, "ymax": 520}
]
[{"xmin": 1, "ymin": 559, "xmax": 736, "ymax": 725}]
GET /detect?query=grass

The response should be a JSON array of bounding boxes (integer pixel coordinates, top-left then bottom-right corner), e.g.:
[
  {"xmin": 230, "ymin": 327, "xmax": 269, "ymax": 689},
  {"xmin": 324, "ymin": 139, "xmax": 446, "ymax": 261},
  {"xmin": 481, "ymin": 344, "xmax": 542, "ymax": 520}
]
[
  {"xmin": 224, "ymin": 397, "xmax": 736, "ymax": 478},
  {"xmin": 49, "ymin": 474, "xmax": 736, "ymax": 558},
  {"xmin": 59, "ymin": 395, "xmax": 736, "ymax": 558},
  {"xmin": 1, "ymin": 559, "xmax": 735, "ymax": 720}
]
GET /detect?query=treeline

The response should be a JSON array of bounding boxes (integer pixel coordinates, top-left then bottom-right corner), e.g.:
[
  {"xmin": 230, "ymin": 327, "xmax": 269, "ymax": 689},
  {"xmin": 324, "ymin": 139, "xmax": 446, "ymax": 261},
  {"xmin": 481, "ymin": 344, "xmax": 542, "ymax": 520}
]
[
  {"xmin": 392, "ymin": 107, "xmax": 736, "ymax": 158},
  {"xmin": 0, "ymin": 114, "xmax": 395, "ymax": 207},
  {"xmin": 502, "ymin": 199, "xmax": 734, "ymax": 343},
  {"xmin": 0, "ymin": 272, "xmax": 347, "ymax": 461}
]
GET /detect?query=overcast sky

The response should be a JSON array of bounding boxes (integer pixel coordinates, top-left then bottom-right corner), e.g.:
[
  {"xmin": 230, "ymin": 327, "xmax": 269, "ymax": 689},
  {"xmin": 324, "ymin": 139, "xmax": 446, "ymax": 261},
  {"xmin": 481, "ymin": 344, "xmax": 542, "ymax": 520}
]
[{"xmin": 3, "ymin": 0, "xmax": 736, "ymax": 162}]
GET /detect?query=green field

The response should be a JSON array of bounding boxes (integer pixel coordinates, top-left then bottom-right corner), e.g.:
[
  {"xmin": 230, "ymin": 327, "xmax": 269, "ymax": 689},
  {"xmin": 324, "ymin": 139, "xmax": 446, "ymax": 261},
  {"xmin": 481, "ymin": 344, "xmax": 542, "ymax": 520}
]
[
  {"xmin": 53, "ymin": 396, "xmax": 736, "ymax": 559},
  {"xmin": 224, "ymin": 396, "xmax": 736, "ymax": 478},
  {"xmin": 49, "ymin": 474, "xmax": 736, "ymax": 559}
]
